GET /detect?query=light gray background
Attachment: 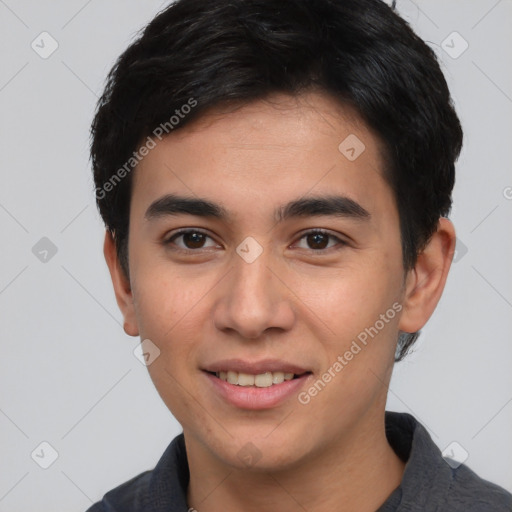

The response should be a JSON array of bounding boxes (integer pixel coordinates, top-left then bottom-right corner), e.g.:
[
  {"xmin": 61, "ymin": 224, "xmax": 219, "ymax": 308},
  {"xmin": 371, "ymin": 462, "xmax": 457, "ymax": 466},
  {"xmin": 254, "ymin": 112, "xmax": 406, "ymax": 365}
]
[{"xmin": 0, "ymin": 1, "xmax": 511, "ymax": 510}]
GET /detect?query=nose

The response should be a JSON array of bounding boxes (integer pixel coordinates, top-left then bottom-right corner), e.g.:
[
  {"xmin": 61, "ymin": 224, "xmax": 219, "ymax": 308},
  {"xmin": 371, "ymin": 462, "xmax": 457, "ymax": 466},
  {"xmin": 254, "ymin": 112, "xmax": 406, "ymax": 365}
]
[{"xmin": 212, "ymin": 251, "xmax": 296, "ymax": 340}]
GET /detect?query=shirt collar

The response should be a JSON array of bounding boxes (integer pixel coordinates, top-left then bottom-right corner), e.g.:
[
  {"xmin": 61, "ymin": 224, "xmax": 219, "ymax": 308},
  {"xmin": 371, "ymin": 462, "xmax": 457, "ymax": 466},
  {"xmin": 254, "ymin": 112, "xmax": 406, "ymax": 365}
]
[{"xmin": 378, "ymin": 411, "xmax": 453, "ymax": 511}]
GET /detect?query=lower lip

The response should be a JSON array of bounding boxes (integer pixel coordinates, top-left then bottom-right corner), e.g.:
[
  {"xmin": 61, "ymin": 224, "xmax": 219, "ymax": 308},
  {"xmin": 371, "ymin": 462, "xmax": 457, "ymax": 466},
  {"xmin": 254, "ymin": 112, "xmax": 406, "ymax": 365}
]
[{"xmin": 204, "ymin": 372, "xmax": 312, "ymax": 410}]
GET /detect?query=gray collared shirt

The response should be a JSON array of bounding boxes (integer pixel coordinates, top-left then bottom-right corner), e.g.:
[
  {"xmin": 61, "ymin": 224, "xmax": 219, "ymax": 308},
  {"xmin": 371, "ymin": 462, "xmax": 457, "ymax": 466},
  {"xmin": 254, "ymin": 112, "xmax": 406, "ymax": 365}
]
[{"xmin": 86, "ymin": 412, "xmax": 512, "ymax": 511}]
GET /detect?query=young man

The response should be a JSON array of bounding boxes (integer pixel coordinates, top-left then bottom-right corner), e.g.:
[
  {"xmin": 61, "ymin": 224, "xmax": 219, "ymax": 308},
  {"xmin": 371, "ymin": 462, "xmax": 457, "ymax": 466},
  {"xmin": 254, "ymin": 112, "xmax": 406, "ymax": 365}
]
[{"xmin": 87, "ymin": 0, "xmax": 512, "ymax": 510}]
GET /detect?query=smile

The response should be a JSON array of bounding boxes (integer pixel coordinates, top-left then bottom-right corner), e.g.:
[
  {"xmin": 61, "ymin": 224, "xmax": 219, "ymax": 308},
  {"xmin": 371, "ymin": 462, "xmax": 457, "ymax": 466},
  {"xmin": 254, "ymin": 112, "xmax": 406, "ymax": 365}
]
[
  {"xmin": 214, "ymin": 370, "xmax": 300, "ymax": 387},
  {"xmin": 204, "ymin": 367, "xmax": 312, "ymax": 409}
]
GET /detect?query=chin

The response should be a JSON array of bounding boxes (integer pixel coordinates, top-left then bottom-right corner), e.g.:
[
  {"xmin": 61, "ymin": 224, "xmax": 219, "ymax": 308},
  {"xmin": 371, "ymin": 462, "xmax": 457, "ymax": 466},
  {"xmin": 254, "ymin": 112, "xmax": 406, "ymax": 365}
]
[{"xmin": 206, "ymin": 426, "xmax": 315, "ymax": 473}]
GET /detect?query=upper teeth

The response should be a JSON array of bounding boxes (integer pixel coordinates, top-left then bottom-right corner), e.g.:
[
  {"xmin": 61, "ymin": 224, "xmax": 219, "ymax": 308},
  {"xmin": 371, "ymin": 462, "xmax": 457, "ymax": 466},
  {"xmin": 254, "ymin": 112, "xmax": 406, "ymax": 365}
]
[{"xmin": 216, "ymin": 371, "xmax": 295, "ymax": 387}]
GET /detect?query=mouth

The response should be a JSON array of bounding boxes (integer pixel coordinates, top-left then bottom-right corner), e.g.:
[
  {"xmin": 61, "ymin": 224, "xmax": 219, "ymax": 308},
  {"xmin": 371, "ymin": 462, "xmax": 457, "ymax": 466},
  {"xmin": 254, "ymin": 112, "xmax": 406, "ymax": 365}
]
[
  {"xmin": 202, "ymin": 361, "xmax": 313, "ymax": 409},
  {"xmin": 207, "ymin": 370, "xmax": 307, "ymax": 387}
]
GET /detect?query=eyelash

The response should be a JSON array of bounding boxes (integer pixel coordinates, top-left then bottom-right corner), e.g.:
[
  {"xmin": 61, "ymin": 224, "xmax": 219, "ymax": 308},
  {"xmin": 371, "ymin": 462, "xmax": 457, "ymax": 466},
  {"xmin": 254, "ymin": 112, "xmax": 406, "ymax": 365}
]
[{"xmin": 163, "ymin": 228, "xmax": 347, "ymax": 254}]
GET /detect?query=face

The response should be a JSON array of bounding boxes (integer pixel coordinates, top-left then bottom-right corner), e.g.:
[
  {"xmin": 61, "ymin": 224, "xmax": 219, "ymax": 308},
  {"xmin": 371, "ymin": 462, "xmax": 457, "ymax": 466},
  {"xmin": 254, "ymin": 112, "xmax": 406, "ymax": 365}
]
[{"xmin": 113, "ymin": 92, "xmax": 416, "ymax": 470}]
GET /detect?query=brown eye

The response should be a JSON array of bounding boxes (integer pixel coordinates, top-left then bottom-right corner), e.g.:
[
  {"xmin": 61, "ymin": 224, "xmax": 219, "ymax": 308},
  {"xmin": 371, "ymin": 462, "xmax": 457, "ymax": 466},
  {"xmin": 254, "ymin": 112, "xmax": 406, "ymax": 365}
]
[
  {"xmin": 181, "ymin": 232, "xmax": 207, "ymax": 249},
  {"xmin": 306, "ymin": 232, "xmax": 330, "ymax": 250},
  {"xmin": 165, "ymin": 230, "xmax": 218, "ymax": 251},
  {"xmin": 294, "ymin": 230, "xmax": 346, "ymax": 251}
]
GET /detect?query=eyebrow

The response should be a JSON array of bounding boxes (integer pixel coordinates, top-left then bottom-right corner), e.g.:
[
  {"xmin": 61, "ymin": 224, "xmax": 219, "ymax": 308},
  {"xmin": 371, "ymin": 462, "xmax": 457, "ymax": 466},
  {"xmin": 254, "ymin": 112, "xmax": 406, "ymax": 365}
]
[{"xmin": 144, "ymin": 193, "xmax": 371, "ymax": 223}]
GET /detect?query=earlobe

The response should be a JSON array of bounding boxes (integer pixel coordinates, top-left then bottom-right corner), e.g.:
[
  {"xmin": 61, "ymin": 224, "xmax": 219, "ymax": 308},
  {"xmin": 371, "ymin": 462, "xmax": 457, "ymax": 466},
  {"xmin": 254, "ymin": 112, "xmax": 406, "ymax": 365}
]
[
  {"xmin": 103, "ymin": 231, "xmax": 140, "ymax": 337},
  {"xmin": 398, "ymin": 218, "xmax": 456, "ymax": 334}
]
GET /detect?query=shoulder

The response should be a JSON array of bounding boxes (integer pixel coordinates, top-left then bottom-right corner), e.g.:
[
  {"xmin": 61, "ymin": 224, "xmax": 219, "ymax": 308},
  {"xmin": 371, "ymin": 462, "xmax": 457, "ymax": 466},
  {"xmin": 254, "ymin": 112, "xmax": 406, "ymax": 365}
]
[
  {"xmin": 84, "ymin": 433, "xmax": 189, "ymax": 512},
  {"xmin": 443, "ymin": 463, "xmax": 512, "ymax": 511},
  {"xmin": 85, "ymin": 470, "xmax": 152, "ymax": 512},
  {"xmin": 385, "ymin": 411, "xmax": 512, "ymax": 511}
]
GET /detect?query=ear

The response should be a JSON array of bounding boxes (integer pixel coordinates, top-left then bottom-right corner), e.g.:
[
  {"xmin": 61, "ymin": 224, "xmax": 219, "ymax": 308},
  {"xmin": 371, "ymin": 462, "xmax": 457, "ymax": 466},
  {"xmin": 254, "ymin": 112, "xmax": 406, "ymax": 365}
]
[
  {"xmin": 398, "ymin": 218, "xmax": 456, "ymax": 333},
  {"xmin": 103, "ymin": 231, "xmax": 139, "ymax": 337}
]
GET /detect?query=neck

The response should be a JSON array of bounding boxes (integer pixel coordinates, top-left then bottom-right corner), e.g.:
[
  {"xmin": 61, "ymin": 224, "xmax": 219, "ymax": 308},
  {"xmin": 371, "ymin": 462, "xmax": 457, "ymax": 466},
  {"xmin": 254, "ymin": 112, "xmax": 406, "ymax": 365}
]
[{"xmin": 185, "ymin": 409, "xmax": 405, "ymax": 512}]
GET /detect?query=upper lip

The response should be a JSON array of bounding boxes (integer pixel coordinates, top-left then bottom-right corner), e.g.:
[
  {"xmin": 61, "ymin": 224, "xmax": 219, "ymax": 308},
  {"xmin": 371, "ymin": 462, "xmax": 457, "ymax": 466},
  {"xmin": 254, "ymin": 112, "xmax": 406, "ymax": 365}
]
[{"xmin": 203, "ymin": 359, "xmax": 310, "ymax": 375}]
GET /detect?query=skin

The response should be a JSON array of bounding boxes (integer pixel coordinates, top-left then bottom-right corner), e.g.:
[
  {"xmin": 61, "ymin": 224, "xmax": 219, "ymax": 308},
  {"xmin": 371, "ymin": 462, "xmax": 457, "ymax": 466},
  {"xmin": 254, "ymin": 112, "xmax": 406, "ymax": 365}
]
[{"xmin": 104, "ymin": 91, "xmax": 456, "ymax": 512}]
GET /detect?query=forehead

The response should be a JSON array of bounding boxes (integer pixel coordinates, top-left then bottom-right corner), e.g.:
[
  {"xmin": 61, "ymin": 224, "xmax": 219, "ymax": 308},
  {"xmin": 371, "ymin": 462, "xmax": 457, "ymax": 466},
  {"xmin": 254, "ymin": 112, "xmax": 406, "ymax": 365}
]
[{"xmin": 131, "ymin": 91, "xmax": 394, "ymax": 224}]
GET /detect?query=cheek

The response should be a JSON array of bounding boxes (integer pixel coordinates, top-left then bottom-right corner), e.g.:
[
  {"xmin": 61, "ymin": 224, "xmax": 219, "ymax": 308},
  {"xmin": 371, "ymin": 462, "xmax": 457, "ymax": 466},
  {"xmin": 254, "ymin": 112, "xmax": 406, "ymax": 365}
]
[
  {"xmin": 289, "ymin": 257, "xmax": 402, "ymax": 347},
  {"xmin": 131, "ymin": 259, "xmax": 207, "ymax": 334},
  {"xmin": 130, "ymin": 268, "xmax": 213, "ymax": 425},
  {"xmin": 129, "ymin": 271, "xmax": 213, "ymax": 390},
  {"xmin": 294, "ymin": 268, "xmax": 402, "ymax": 433}
]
